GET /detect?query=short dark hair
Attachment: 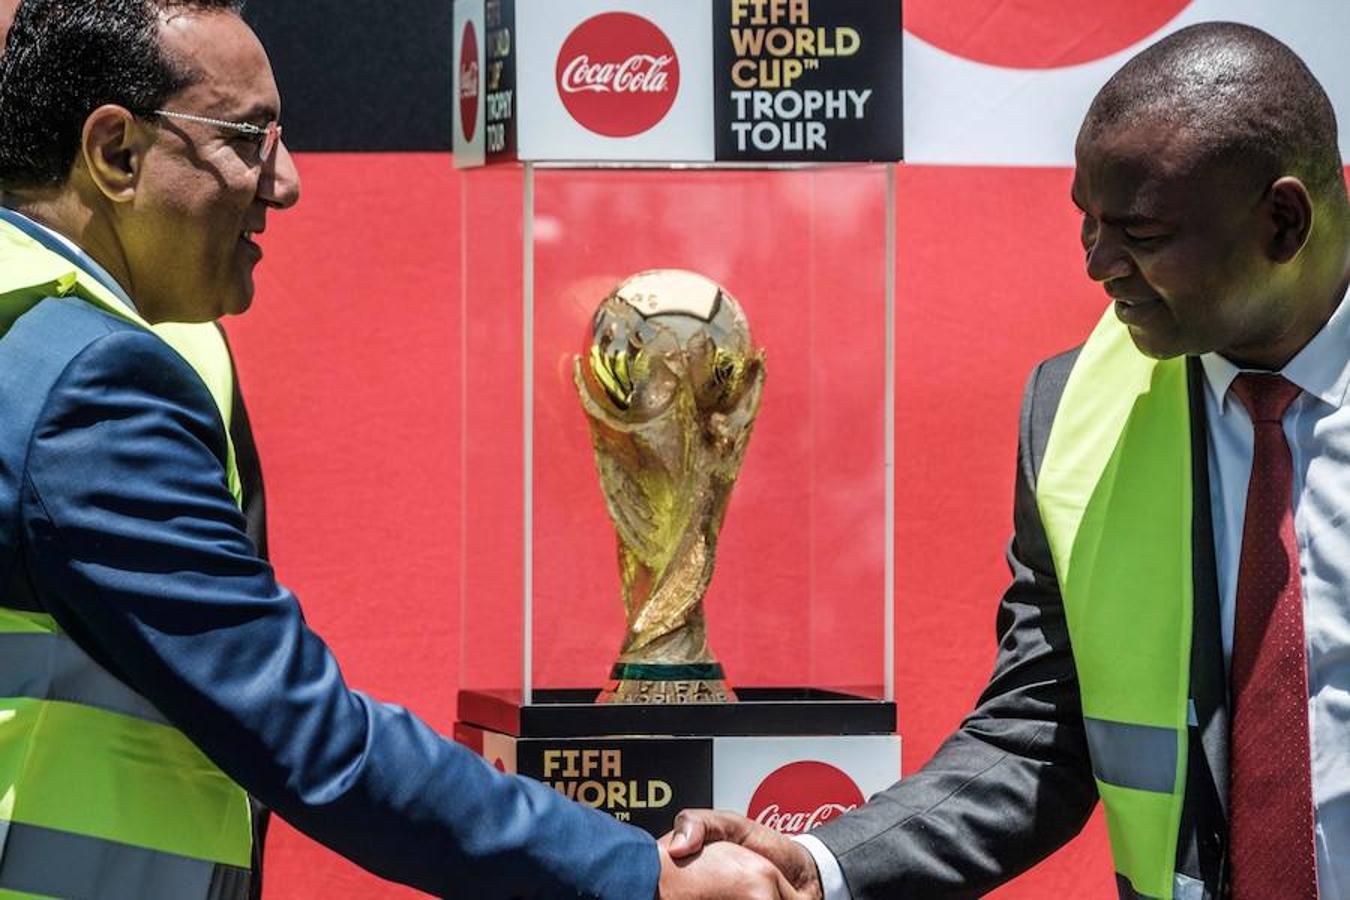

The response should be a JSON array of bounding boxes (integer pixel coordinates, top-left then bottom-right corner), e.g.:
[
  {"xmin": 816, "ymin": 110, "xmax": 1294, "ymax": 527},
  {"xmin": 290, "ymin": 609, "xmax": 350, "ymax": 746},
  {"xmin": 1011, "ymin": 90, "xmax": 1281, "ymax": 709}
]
[
  {"xmin": 1083, "ymin": 22, "xmax": 1345, "ymax": 203},
  {"xmin": 0, "ymin": 0, "xmax": 245, "ymax": 191}
]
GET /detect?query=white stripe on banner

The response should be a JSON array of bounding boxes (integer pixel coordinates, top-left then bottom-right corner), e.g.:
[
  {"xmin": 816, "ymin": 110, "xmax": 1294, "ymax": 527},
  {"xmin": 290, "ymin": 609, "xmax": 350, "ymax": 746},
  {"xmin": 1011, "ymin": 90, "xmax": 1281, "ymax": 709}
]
[{"xmin": 904, "ymin": 0, "xmax": 1350, "ymax": 165}]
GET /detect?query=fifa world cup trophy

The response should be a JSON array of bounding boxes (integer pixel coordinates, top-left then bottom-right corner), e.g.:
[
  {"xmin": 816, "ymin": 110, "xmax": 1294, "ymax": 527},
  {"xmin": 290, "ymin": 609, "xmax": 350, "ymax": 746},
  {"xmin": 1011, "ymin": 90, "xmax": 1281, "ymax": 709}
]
[{"xmin": 575, "ymin": 270, "xmax": 765, "ymax": 704}]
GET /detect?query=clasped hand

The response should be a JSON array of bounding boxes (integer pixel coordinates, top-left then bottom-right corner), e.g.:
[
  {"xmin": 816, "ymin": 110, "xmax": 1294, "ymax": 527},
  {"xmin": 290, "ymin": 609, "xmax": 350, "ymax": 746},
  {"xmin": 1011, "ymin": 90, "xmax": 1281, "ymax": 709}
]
[{"xmin": 656, "ymin": 809, "xmax": 824, "ymax": 899}]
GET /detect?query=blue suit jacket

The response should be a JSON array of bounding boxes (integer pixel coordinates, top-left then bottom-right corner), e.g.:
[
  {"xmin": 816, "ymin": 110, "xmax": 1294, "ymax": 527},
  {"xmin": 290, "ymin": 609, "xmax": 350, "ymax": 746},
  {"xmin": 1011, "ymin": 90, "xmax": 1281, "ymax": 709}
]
[{"xmin": 0, "ymin": 296, "xmax": 659, "ymax": 898}]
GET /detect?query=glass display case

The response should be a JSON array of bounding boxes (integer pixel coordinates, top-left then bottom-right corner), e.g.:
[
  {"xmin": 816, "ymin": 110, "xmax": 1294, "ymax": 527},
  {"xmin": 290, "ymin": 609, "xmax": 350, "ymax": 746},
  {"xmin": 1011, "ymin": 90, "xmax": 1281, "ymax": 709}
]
[{"xmin": 454, "ymin": 161, "xmax": 901, "ymax": 837}]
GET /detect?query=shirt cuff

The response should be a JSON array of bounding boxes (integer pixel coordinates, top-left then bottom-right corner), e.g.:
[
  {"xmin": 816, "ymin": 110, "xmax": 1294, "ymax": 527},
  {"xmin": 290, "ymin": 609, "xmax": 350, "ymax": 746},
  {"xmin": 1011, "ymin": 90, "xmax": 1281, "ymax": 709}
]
[{"xmin": 792, "ymin": 832, "xmax": 852, "ymax": 900}]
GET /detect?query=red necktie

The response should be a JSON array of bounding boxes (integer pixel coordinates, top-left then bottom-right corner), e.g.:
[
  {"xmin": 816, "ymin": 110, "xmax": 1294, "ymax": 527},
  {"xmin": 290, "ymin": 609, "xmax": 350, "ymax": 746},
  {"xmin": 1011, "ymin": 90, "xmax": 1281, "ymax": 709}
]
[{"xmin": 1227, "ymin": 373, "xmax": 1318, "ymax": 900}]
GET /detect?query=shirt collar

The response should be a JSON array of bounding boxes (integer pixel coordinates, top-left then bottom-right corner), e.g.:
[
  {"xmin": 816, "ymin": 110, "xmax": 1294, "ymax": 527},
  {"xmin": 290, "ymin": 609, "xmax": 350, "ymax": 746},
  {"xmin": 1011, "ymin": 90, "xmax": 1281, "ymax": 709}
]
[
  {"xmin": 0, "ymin": 207, "xmax": 138, "ymax": 315},
  {"xmin": 1200, "ymin": 284, "xmax": 1350, "ymax": 414}
]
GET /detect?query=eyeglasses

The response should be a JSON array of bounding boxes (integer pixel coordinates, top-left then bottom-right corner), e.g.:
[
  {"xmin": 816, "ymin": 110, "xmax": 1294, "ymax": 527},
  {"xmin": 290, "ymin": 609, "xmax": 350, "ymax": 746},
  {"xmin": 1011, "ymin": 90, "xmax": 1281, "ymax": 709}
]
[{"xmin": 152, "ymin": 109, "xmax": 282, "ymax": 163}]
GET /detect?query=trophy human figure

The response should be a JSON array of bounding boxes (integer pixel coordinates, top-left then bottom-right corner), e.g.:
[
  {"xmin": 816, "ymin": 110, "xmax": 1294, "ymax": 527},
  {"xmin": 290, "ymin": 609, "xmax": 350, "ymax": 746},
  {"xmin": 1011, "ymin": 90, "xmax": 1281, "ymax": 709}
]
[{"xmin": 575, "ymin": 270, "xmax": 765, "ymax": 704}]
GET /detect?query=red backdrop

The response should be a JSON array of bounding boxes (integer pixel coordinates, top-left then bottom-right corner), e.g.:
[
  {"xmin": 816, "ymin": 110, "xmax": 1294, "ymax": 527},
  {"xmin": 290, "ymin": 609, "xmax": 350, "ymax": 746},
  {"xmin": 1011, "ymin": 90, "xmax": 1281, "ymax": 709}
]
[
  {"xmin": 222, "ymin": 0, "xmax": 1350, "ymax": 894},
  {"xmin": 228, "ymin": 153, "xmax": 1116, "ymax": 898}
]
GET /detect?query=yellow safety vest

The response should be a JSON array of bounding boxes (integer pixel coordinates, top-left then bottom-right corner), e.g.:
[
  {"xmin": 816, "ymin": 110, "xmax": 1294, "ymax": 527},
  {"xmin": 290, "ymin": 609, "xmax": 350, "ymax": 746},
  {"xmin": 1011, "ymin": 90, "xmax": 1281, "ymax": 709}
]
[
  {"xmin": 0, "ymin": 220, "xmax": 253, "ymax": 899},
  {"xmin": 1036, "ymin": 308, "xmax": 1196, "ymax": 899}
]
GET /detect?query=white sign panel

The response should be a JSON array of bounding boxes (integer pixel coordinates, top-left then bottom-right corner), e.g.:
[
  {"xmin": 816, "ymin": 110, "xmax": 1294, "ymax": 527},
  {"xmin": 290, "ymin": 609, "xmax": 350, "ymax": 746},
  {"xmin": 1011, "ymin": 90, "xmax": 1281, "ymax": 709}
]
[
  {"xmin": 453, "ymin": 0, "xmax": 487, "ymax": 167},
  {"xmin": 515, "ymin": 0, "xmax": 715, "ymax": 161},
  {"xmin": 483, "ymin": 731, "xmax": 517, "ymax": 774},
  {"xmin": 713, "ymin": 736, "xmax": 900, "ymax": 836},
  {"xmin": 904, "ymin": 0, "xmax": 1350, "ymax": 165}
]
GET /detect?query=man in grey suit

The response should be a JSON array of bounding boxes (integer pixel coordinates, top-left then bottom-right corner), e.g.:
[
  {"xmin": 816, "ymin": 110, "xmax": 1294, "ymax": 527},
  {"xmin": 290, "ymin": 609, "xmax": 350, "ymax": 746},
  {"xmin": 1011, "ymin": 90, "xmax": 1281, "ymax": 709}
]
[{"xmin": 669, "ymin": 21, "xmax": 1350, "ymax": 900}]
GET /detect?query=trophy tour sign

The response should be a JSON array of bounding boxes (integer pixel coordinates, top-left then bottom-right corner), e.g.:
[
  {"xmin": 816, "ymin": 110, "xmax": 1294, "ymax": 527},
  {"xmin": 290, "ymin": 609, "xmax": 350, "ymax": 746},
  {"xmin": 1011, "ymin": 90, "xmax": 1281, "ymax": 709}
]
[
  {"xmin": 714, "ymin": 0, "xmax": 902, "ymax": 161},
  {"xmin": 452, "ymin": 0, "xmax": 902, "ymax": 165}
]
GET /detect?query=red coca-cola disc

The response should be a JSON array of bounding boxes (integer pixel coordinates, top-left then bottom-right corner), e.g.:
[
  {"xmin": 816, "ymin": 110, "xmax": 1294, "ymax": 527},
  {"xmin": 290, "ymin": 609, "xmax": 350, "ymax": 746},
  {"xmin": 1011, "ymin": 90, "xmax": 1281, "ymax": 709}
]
[
  {"xmin": 746, "ymin": 761, "xmax": 865, "ymax": 836},
  {"xmin": 555, "ymin": 12, "xmax": 680, "ymax": 138},
  {"xmin": 459, "ymin": 20, "xmax": 479, "ymax": 141}
]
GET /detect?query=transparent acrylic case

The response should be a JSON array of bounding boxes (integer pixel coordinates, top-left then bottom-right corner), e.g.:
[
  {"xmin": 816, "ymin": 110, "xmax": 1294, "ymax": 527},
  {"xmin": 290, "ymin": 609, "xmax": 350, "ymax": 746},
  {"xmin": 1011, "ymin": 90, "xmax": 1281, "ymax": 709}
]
[{"xmin": 459, "ymin": 162, "xmax": 895, "ymax": 712}]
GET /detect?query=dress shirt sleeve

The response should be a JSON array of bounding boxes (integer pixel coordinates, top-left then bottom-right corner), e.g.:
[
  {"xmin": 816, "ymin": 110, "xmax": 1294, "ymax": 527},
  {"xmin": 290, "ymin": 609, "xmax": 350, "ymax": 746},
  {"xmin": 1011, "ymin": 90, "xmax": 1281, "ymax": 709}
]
[
  {"xmin": 20, "ymin": 329, "xmax": 659, "ymax": 899},
  {"xmin": 793, "ymin": 833, "xmax": 851, "ymax": 900}
]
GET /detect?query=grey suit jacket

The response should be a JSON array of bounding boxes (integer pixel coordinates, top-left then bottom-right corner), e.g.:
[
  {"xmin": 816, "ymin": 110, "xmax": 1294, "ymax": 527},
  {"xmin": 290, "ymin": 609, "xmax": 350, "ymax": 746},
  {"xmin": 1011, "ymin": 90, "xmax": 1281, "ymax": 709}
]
[{"xmin": 813, "ymin": 350, "xmax": 1230, "ymax": 899}]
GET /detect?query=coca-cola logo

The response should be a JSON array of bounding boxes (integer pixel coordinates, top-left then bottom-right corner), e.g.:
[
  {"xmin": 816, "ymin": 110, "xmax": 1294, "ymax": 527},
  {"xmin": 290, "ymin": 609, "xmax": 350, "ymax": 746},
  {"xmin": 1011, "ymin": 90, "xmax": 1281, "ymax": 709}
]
[
  {"xmin": 746, "ymin": 761, "xmax": 864, "ymax": 836},
  {"xmin": 555, "ymin": 12, "xmax": 680, "ymax": 138},
  {"xmin": 459, "ymin": 20, "xmax": 479, "ymax": 141}
]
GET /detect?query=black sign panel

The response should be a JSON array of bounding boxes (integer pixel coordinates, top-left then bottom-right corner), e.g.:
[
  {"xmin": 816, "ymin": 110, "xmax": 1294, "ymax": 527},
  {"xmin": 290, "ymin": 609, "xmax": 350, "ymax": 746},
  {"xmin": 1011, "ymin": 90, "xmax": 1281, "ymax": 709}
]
[
  {"xmin": 518, "ymin": 737, "xmax": 713, "ymax": 837},
  {"xmin": 713, "ymin": 0, "xmax": 902, "ymax": 161},
  {"xmin": 482, "ymin": 0, "xmax": 518, "ymax": 160}
]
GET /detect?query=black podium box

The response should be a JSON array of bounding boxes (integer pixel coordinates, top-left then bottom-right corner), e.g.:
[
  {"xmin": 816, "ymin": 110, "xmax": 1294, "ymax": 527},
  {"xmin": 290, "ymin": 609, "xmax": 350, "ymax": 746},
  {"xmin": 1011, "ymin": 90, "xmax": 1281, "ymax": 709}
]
[{"xmin": 455, "ymin": 688, "xmax": 901, "ymax": 838}]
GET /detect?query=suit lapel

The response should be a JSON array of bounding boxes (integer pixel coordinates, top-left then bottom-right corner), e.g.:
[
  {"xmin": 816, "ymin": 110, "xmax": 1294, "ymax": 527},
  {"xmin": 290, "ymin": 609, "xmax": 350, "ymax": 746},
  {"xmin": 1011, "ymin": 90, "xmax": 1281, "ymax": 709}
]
[{"xmin": 1187, "ymin": 356, "xmax": 1229, "ymax": 820}]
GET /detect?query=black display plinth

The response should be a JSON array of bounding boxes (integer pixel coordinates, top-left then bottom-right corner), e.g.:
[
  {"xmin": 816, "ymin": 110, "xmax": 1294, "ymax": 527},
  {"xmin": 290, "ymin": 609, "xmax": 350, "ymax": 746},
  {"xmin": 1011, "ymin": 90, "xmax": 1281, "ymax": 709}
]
[{"xmin": 454, "ymin": 687, "xmax": 901, "ymax": 838}]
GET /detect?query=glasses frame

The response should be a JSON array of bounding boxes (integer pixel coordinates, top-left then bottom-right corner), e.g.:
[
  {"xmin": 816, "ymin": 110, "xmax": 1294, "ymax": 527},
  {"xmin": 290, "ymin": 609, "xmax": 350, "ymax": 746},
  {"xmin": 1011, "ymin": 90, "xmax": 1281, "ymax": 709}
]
[{"xmin": 152, "ymin": 109, "xmax": 282, "ymax": 163}]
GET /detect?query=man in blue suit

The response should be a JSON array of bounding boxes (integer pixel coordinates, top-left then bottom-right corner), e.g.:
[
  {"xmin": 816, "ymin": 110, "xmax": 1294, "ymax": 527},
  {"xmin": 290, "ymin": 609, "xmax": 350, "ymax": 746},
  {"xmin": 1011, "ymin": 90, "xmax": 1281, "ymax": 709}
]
[{"xmin": 0, "ymin": 2, "xmax": 802, "ymax": 897}]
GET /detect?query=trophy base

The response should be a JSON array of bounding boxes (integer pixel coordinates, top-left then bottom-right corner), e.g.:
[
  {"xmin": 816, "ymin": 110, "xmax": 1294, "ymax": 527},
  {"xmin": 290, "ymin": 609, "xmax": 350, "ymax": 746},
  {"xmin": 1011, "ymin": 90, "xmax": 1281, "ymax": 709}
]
[{"xmin": 597, "ymin": 662, "xmax": 737, "ymax": 704}]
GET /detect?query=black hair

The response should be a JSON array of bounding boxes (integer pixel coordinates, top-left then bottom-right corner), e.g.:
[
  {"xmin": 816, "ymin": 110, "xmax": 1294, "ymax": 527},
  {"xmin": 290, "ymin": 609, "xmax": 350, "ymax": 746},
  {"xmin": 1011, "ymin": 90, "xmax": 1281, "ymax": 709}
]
[
  {"xmin": 1083, "ymin": 22, "xmax": 1345, "ymax": 203},
  {"xmin": 0, "ymin": 0, "xmax": 245, "ymax": 190}
]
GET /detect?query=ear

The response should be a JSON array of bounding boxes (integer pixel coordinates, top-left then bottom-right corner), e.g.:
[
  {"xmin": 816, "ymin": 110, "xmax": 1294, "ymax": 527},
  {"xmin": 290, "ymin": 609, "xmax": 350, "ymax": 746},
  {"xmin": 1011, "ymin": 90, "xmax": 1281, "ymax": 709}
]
[
  {"xmin": 1266, "ymin": 176, "xmax": 1314, "ymax": 264},
  {"xmin": 80, "ymin": 104, "xmax": 152, "ymax": 203}
]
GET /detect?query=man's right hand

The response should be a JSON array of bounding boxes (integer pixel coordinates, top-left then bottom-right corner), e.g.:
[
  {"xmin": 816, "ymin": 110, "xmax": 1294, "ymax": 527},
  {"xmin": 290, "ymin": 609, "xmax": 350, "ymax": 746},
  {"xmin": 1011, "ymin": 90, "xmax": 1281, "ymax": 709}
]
[
  {"xmin": 664, "ymin": 809, "xmax": 824, "ymax": 900},
  {"xmin": 657, "ymin": 834, "xmax": 809, "ymax": 899}
]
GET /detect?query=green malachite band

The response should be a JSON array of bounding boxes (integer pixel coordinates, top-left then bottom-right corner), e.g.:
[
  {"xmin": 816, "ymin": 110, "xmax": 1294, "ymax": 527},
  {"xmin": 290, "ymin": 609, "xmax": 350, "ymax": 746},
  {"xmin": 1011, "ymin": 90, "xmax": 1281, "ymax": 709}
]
[{"xmin": 609, "ymin": 663, "xmax": 726, "ymax": 681}]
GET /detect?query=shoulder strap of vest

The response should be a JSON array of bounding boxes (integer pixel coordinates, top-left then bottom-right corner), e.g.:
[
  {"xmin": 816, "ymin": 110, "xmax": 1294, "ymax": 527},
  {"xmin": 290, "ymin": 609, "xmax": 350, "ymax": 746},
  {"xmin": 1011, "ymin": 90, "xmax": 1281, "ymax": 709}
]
[
  {"xmin": 1036, "ymin": 307, "xmax": 1194, "ymax": 900},
  {"xmin": 0, "ymin": 219, "xmax": 143, "ymax": 332}
]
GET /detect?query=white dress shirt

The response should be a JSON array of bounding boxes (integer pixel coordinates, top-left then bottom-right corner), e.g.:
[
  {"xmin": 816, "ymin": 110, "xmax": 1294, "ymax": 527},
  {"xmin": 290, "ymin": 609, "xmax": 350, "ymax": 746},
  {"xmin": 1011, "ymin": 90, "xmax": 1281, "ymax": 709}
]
[
  {"xmin": 1201, "ymin": 286, "xmax": 1350, "ymax": 898},
  {"xmin": 800, "ymin": 287, "xmax": 1350, "ymax": 899}
]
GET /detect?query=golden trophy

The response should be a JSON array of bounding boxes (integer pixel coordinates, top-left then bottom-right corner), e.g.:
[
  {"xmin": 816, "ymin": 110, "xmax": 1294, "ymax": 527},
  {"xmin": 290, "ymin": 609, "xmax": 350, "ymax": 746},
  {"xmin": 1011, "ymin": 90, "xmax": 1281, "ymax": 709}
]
[{"xmin": 575, "ymin": 270, "xmax": 766, "ymax": 704}]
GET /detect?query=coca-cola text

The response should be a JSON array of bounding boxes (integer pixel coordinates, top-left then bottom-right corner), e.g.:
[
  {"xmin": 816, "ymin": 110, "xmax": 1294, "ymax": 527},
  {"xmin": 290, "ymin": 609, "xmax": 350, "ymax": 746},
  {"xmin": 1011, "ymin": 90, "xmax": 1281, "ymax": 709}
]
[
  {"xmin": 754, "ymin": 802, "xmax": 856, "ymax": 835},
  {"xmin": 559, "ymin": 54, "xmax": 673, "ymax": 94}
]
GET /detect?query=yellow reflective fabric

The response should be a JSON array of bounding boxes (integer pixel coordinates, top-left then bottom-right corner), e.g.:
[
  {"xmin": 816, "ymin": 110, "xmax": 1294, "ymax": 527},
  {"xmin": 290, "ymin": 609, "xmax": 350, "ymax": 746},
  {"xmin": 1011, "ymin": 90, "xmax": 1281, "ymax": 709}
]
[
  {"xmin": 0, "ymin": 698, "xmax": 252, "ymax": 867},
  {"xmin": 0, "ymin": 220, "xmax": 141, "ymax": 331},
  {"xmin": 1036, "ymin": 308, "xmax": 1193, "ymax": 900},
  {"xmin": 0, "ymin": 609, "xmax": 56, "ymax": 635},
  {"xmin": 152, "ymin": 322, "xmax": 242, "ymax": 505}
]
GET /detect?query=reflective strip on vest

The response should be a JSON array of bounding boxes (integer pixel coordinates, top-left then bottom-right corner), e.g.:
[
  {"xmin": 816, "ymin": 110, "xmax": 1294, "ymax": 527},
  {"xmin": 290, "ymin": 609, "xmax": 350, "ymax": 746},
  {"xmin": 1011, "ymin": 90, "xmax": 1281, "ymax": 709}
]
[
  {"xmin": 1036, "ymin": 308, "xmax": 1193, "ymax": 900},
  {"xmin": 0, "ymin": 819, "xmax": 249, "ymax": 900},
  {"xmin": 1084, "ymin": 718, "xmax": 1177, "ymax": 794},
  {"xmin": 1, "ymin": 632, "xmax": 170, "ymax": 725},
  {"xmin": 1117, "ymin": 872, "xmax": 1161, "ymax": 899},
  {"xmin": 1115, "ymin": 872, "xmax": 1205, "ymax": 900}
]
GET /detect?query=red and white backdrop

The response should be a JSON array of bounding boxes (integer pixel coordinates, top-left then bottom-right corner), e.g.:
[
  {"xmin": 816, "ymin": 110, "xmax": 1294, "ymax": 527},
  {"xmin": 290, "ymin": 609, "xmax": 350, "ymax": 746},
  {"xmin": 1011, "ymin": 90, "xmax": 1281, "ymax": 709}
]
[{"xmin": 228, "ymin": 2, "xmax": 1350, "ymax": 897}]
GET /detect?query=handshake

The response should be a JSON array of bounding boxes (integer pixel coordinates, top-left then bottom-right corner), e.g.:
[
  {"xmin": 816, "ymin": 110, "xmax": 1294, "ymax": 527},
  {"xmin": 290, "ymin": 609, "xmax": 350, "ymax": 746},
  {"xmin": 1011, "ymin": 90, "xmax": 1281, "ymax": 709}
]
[{"xmin": 655, "ymin": 809, "xmax": 825, "ymax": 900}]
